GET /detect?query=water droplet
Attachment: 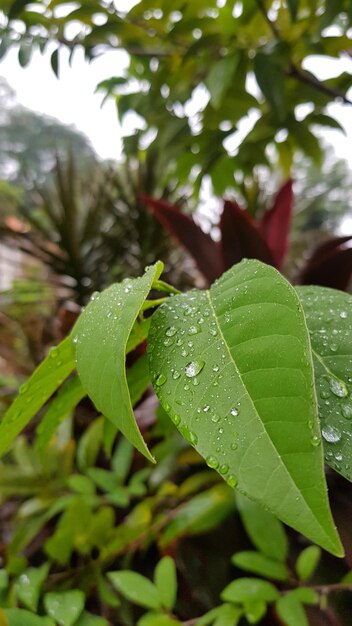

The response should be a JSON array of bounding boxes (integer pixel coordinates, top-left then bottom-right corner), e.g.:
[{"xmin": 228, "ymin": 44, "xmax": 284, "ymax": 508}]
[
  {"xmin": 203, "ymin": 405, "xmax": 210, "ymax": 413},
  {"xmin": 166, "ymin": 326, "xmax": 177, "ymax": 337},
  {"xmin": 307, "ymin": 420, "xmax": 314, "ymax": 430},
  {"xmin": 50, "ymin": 347, "xmax": 58, "ymax": 359},
  {"xmin": 330, "ymin": 343, "xmax": 338, "ymax": 352},
  {"xmin": 230, "ymin": 442, "xmax": 238, "ymax": 451},
  {"xmin": 219, "ymin": 464, "xmax": 229, "ymax": 475},
  {"xmin": 172, "ymin": 414, "xmax": 181, "ymax": 426},
  {"xmin": 227, "ymin": 474, "xmax": 238, "ymax": 488},
  {"xmin": 206, "ymin": 455, "xmax": 219, "ymax": 469},
  {"xmin": 329, "ymin": 377, "xmax": 348, "ymax": 398},
  {"xmin": 340, "ymin": 311, "xmax": 348, "ymax": 319},
  {"xmin": 335, "ymin": 452, "xmax": 343, "ymax": 462},
  {"xmin": 320, "ymin": 388, "xmax": 330, "ymax": 399},
  {"xmin": 180, "ymin": 425, "xmax": 198, "ymax": 446},
  {"xmin": 181, "ymin": 347, "xmax": 189, "ymax": 357},
  {"xmin": 218, "ymin": 427, "xmax": 224, "ymax": 435},
  {"xmin": 185, "ymin": 360, "xmax": 205, "ymax": 378},
  {"xmin": 72, "ymin": 335, "xmax": 78, "ymax": 344},
  {"xmin": 212, "ymin": 365, "xmax": 219, "ymax": 372},
  {"xmin": 155, "ymin": 373, "xmax": 167, "ymax": 386},
  {"xmin": 230, "ymin": 408, "xmax": 239, "ymax": 417},
  {"xmin": 172, "ymin": 370, "xmax": 180, "ymax": 380},
  {"xmin": 209, "ymin": 328, "xmax": 218, "ymax": 337},
  {"xmin": 163, "ymin": 337, "xmax": 174, "ymax": 347},
  {"xmin": 188, "ymin": 325, "xmax": 201, "ymax": 335},
  {"xmin": 211, "ymin": 414, "xmax": 221, "ymax": 423},
  {"xmin": 322, "ymin": 425, "xmax": 341, "ymax": 443},
  {"xmin": 342, "ymin": 404, "xmax": 352, "ymax": 419},
  {"xmin": 19, "ymin": 382, "xmax": 29, "ymax": 395},
  {"xmin": 310, "ymin": 434, "xmax": 321, "ymax": 447}
]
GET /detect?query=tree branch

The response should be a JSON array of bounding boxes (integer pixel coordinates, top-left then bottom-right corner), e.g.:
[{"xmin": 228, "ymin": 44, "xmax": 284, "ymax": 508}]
[{"xmin": 288, "ymin": 64, "xmax": 352, "ymax": 105}]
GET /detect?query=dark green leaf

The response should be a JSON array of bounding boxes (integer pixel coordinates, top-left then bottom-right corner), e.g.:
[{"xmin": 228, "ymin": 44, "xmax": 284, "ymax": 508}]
[
  {"xmin": 206, "ymin": 54, "xmax": 240, "ymax": 109},
  {"xmin": 75, "ymin": 613, "xmax": 109, "ymax": 626},
  {"xmin": 73, "ymin": 262, "xmax": 163, "ymax": 462},
  {"xmin": 149, "ymin": 260, "xmax": 342, "ymax": 555},
  {"xmin": 287, "ymin": 0, "xmax": 299, "ymax": 21},
  {"xmin": 50, "ymin": 49, "xmax": 59, "ymax": 77},
  {"xmin": 253, "ymin": 53, "xmax": 285, "ymax": 115}
]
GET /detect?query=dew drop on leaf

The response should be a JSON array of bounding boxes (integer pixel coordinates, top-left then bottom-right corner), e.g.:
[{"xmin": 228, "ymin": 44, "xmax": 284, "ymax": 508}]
[
  {"xmin": 329, "ymin": 377, "xmax": 348, "ymax": 398},
  {"xmin": 206, "ymin": 455, "xmax": 219, "ymax": 469},
  {"xmin": 185, "ymin": 360, "xmax": 205, "ymax": 378},
  {"xmin": 166, "ymin": 326, "xmax": 177, "ymax": 337},
  {"xmin": 219, "ymin": 464, "xmax": 229, "ymax": 475},
  {"xmin": 322, "ymin": 425, "xmax": 341, "ymax": 443},
  {"xmin": 227, "ymin": 474, "xmax": 238, "ymax": 488},
  {"xmin": 156, "ymin": 374, "xmax": 167, "ymax": 386},
  {"xmin": 310, "ymin": 434, "xmax": 321, "ymax": 447},
  {"xmin": 342, "ymin": 404, "xmax": 352, "ymax": 419}
]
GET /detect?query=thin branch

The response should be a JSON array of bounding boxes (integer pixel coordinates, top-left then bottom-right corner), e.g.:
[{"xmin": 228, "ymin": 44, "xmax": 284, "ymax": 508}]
[
  {"xmin": 255, "ymin": 0, "xmax": 281, "ymax": 39},
  {"xmin": 288, "ymin": 64, "xmax": 352, "ymax": 105},
  {"xmin": 311, "ymin": 582, "xmax": 352, "ymax": 594}
]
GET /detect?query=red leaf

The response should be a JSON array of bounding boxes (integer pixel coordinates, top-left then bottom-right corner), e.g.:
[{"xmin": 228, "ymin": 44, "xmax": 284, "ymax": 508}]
[
  {"xmin": 259, "ymin": 179, "xmax": 294, "ymax": 269},
  {"xmin": 142, "ymin": 196, "xmax": 223, "ymax": 284},
  {"xmin": 220, "ymin": 200, "xmax": 274, "ymax": 269},
  {"xmin": 299, "ymin": 236, "xmax": 352, "ymax": 290}
]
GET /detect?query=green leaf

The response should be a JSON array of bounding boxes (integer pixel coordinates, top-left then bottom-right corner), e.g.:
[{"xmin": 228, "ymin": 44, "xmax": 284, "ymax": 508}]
[
  {"xmin": 36, "ymin": 376, "xmax": 86, "ymax": 459},
  {"xmin": 288, "ymin": 588, "xmax": 318, "ymax": 605},
  {"xmin": 75, "ymin": 611, "xmax": 109, "ymax": 626},
  {"xmin": 236, "ymin": 493, "xmax": 288, "ymax": 561},
  {"xmin": 253, "ymin": 53, "xmax": 285, "ymax": 115},
  {"xmin": 44, "ymin": 590, "xmax": 85, "ymax": 626},
  {"xmin": 232, "ymin": 551, "xmax": 289, "ymax": 581},
  {"xmin": 287, "ymin": 0, "xmax": 299, "ymax": 21},
  {"xmin": 243, "ymin": 600, "xmax": 267, "ymax": 624},
  {"xmin": 76, "ymin": 417, "xmax": 104, "ymax": 472},
  {"xmin": 213, "ymin": 604, "xmax": 242, "ymax": 626},
  {"xmin": 0, "ymin": 338, "xmax": 75, "ymax": 458},
  {"xmin": 50, "ymin": 49, "xmax": 59, "ymax": 77},
  {"xmin": 107, "ymin": 571, "xmax": 161, "ymax": 610},
  {"xmin": 154, "ymin": 556, "xmax": 177, "ymax": 610},
  {"xmin": 320, "ymin": 0, "xmax": 343, "ymax": 29},
  {"xmin": 275, "ymin": 593, "xmax": 308, "ymax": 626},
  {"xmin": 206, "ymin": 55, "xmax": 240, "ymax": 109},
  {"xmin": 221, "ymin": 578, "xmax": 279, "ymax": 604},
  {"xmin": 112, "ymin": 437, "xmax": 134, "ymax": 484},
  {"xmin": 73, "ymin": 262, "xmax": 163, "ymax": 462},
  {"xmin": 160, "ymin": 484, "xmax": 236, "ymax": 546},
  {"xmin": 18, "ymin": 43, "xmax": 32, "ymax": 67},
  {"xmin": 297, "ymin": 286, "xmax": 352, "ymax": 480},
  {"xmin": 295, "ymin": 546, "xmax": 321, "ymax": 581},
  {"xmin": 16, "ymin": 563, "xmax": 49, "ymax": 612},
  {"xmin": 1, "ymin": 609, "xmax": 54, "ymax": 626},
  {"xmin": 149, "ymin": 260, "xmax": 342, "ymax": 556},
  {"xmin": 137, "ymin": 615, "xmax": 181, "ymax": 626}
]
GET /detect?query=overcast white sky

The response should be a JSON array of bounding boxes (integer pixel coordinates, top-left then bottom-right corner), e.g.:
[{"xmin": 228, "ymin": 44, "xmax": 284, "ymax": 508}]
[{"xmin": 0, "ymin": 42, "xmax": 352, "ymax": 165}]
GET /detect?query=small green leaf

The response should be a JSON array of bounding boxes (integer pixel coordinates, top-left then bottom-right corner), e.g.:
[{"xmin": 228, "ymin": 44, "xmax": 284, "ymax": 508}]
[
  {"xmin": 66, "ymin": 474, "xmax": 96, "ymax": 496},
  {"xmin": 236, "ymin": 494, "xmax": 288, "ymax": 561},
  {"xmin": 137, "ymin": 615, "xmax": 181, "ymax": 626},
  {"xmin": 112, "ymin": 438, "xmax": 134, "ymax": 484},
  {"xmin": 243, "ymin": 600, "xmax": 267, "ymax": 624},
  {"xmin": 44, "ymin": 590, "xmax": 85, "ymax": 626},
  {"xmin": 296, "ymin": 546, "xmax": 321, "ymax": 581},
  {"xmin": 0, "ymin": 337, "xmax": 75, "ymax": 459},
  {"xmin": 50, "ymin": 49, "xmax": 59, "ymax": 77},
  {"xmin": 36, "ymin": 376, "xmax": 86, "ymax": 459},
  {"xmin": 214, "ymin": 604, "xmax": 242, "ymax": 626},
  {"xmin": 287, "ymin": 0, "xmax": 299, "ymax": 21},
  {"xmin": 154, "ymin": 556, "xmax": 177, "ymax": 610},
  {"xmin": 206, "ymin": 54, "xmax": 240, "ymax": 109},
  {"xmin": 150, "ymin": 260, "xmax": 342, "ymax": 556},
  {"xmin": 75, "ymin": 612, "xmax": 109, "ymax": 626},
  {"xmin": 77, "ymin": 417, "xmax": 104, "ymax": 472},
  {"xmin": 107, "ymin": 571, "xmax": 161, "ymax": 609},
  {"xmin": 232, "ymin": 551, "xmax": 289, "ymax": 581},
  {"xmin": 18, "ymin": 43, "xmax": 32, "ymax": 67},
  {"xmin": 275, "ymin": 593, "xmax": 308, "ymax": 626},
  {"xmin": 253, "ymin": 53, "xmax": 285, "ymax": 114},
  {"xmin": 16, "ymin": 563, "xmax": 49, "ymax": 612},
  {"xmin": 73, "ymin": 262, "xmax": 163, "ymax": 462},
  {"xmin": 297, "ymin": 286, "xmax": 352, "ymax": 481},
  {"xmin": 221, "ymin": 578, "xmax": 279, "ymax": 604},
  {"xmin": 2, "ymin": 609, "xmax": 54, "ymax": 626},
  {"xmin": 288, "ymin": 588, "xmax": 318, "ymax": 605}
]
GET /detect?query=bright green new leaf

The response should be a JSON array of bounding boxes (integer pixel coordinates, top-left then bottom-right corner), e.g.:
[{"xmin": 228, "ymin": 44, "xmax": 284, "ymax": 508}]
[
  {"xmin": 107, "ymin": 571, "xmax": 161, "ymax": 610},
  {"xmin": 275, "ymin": 593, "xmax": 308, "ymax": 626},
  {"xmin": 295, "ymin": 546, "xmax": 321, "ymax": 581},
  {"xmin": 0, "ymin": 337, "xmax": 75, "ymax": 458},
  {"xmin": 297, "ymin": 286, "xmax": 352, "ymax": 481},
  {"xmin": 288, "ymin": 588, "xmax": 318, "ymax": 605},
  {"xmin": 243, "ymin": 600, "xmax": 267, "ymax": 624},
  {"xmin": 44, "ymin": 590, "xmax": 85, "ymax": 626},
  {"xmin": 232, "ymin": 551, "xmax": 289, "ymax": 582},
  {"xmin": 154, "ymin": 556, "xmax": 177, "ymax": 610},
  {"xmin": 236, "ymin": 493, "xmax": 288, "ymax": 561},
  {"xmin": 1, "ymin": 609, "xmax": 55, "ymax": 626},
  {"xmin": 214, "ymin": 604, "xmax": 242, "ymax": 626},
  {"xmin": 221, "ymin": 578, "xmax": 279, "ymax": 604},
  {"xmin": 73, "ymin": 262, "xmax": 163, "ymax": 462},
  {"xmin": 137, "ymin": 615, "xmax": 181, "ymax": 626},
  {"xmin": 36, "ymin": 376, "xmax": 86, "ymax": 459},
  {"xmin": 149, "ymin": 260, "xmax": 342, "ymax": 556},
  {"xmin": 16, "ymin": 563, "xmax": 49, "ymax": 612}
]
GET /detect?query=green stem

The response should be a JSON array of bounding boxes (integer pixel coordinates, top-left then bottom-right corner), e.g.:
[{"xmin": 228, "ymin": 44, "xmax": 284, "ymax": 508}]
[{"xmin": 152, "ymin": 279, "xmax": 181, "ymax": 295}]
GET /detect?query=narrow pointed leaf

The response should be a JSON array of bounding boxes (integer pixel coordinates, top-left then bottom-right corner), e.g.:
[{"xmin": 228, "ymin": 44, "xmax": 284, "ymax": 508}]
[
  {"xmin": 297, "ymin": 286, "xmax": 352, "ymax": 481},
  {"xmin": 236, "ymin": 493, "xmax": 288, "ymax": 561},
  {"xmin": 232, "ymin": 551, "xmax": 289, "ymax": 581},
  {"xmin": 73, "ymin": 263, "xmax": 163, "ymax": 462},
  {"xmin": 0, "ymin": 337, "xmax": 75, "ymax": 458},
  {"xmin": 148, "ymin": 260, "xmax": 342, "ymax": 555},
  {"xmin": 259, "ymin": 180, "xmax": 293, "ymax": 269},
  {"xmin": 107, "ymin": 571, "xmax": 161, "ymax": 609},
  {"xmin": 220, "ymin": 201, "xmax": 274, "ymax": 269},
  {"xmin": 142, "ymin": 196, "xmax": 223, "ymax": 283}
]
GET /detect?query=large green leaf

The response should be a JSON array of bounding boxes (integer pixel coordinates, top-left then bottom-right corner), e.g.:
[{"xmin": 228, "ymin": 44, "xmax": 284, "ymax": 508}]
[
  {"xmin": 0, "ymin": 337, "xmax": 75, "ymax": 458},
  {"xmin": 73, "ymin": 262, "xmax": 163, "ymax": 462},
  {"xmin": 297, "ymin": 286, "xmax": 352, "ymax": 480},
  {"xmin": 148, "ymin": 260, "xmax": 342, "ymax": 555}
]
